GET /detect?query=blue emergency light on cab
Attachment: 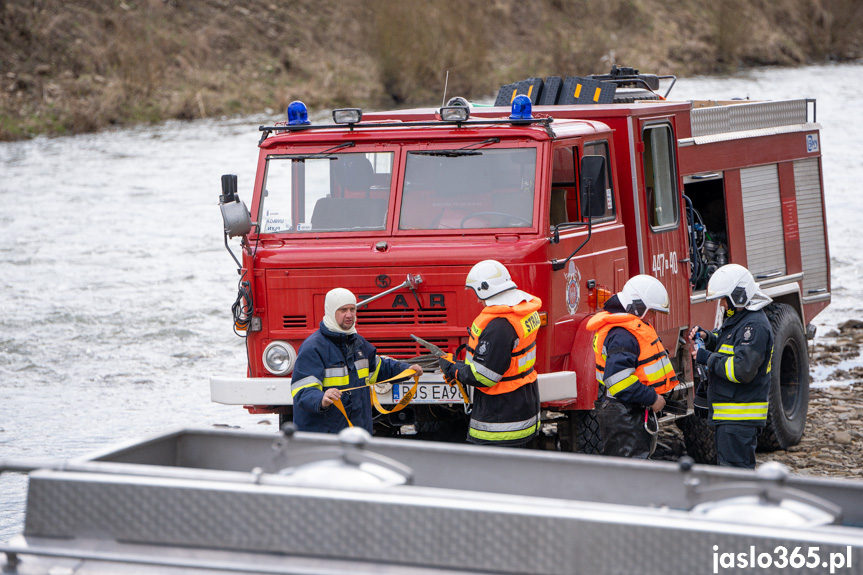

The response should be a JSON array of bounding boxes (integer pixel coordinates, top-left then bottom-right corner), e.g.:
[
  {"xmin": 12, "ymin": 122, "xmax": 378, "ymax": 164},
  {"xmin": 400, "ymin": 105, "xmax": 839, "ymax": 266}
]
[
  {"xmin": 510, "ymin": 94, "xmax": 532, "ymax": 120},
  {"xmin": 287, "ymin": 100, "xmax": 311, "ymax": 125}
]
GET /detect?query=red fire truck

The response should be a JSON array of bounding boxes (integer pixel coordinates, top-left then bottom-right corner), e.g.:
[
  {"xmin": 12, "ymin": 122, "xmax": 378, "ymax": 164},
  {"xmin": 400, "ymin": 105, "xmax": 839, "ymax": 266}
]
[{"xmin": 211, "ymin": 68, "xmax": 830, "ymax": 462}]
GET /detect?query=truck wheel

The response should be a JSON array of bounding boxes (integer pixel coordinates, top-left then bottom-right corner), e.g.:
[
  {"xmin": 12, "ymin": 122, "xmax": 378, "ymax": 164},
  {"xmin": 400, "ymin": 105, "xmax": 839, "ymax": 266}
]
[
  {"xmin": 613, "ymin": 88, "xmax": 662, "ymax": 103},
  {"xmin": 676, "ymin": 414, "xmax": 717, "ymax": 464},
  {"xmin": 758, "ymin": 303, "xmax": 810, "ymax": 451},
  {"xmin": 558, "ymin": 409, "xmax": 602, "ymax": 454},
  {"xmin": 415, "ymin": 419, "xmax": 465, "ymax": 442},
  {"xmin": 278, "ymin": 411, "xmax": 292, "ymax": 430}
]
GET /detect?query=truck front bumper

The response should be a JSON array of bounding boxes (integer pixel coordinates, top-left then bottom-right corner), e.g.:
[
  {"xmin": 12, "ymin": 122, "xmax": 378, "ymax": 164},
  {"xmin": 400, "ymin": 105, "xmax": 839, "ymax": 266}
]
[{"xmin": 210, "ymin": 371, "xmax": 578, "ymax": 406}]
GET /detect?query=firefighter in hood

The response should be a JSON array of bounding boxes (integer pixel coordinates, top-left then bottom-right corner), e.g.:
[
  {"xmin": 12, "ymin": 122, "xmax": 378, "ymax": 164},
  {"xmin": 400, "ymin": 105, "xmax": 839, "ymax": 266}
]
[
  {"xmin": 587, "ymin": 274, "xmax": 679, "ymax": 458},
  {"xmin": 291, "ymin": 288, "xmax": 423, "ymax": 434},
  {"xmin": 439, "ymin": 260, "xmax": 542, "ymax": 447},
  {"xmin": 689, "ymin": 264, "xmax": 773, "ymax": 468}
]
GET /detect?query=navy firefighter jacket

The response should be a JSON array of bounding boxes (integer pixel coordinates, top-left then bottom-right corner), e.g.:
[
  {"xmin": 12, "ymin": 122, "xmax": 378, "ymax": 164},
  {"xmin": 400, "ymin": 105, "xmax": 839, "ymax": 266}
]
[
  {"xmin": 291, "ymin": 322, "xmax": 412, "ymax": 433},
  {"xmin": 695, "ymin": 308, "xmax": 773, "ymax": 427},
  {"xmin": 596, "ymin": 298, "xmax": 663, "ymax": 407}
]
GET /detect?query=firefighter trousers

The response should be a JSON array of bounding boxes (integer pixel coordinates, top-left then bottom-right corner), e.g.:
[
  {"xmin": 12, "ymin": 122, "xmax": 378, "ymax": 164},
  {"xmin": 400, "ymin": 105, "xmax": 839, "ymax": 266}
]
[
  {"xmin": 597, "ymin": 398, "xmax": 656, "ymax": 459},
  {"xmin": 714, "ymin": 424, "xmax": 759, "ymax": 468}
]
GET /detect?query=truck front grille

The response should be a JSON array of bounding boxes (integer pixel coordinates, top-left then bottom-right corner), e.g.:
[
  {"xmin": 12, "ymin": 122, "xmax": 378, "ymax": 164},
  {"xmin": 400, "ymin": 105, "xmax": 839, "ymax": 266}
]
[
  {"xmin": 358, "ymin": 308, "xmax": 447, "ymax": 325},
  {"xmin": 366, "ymin": 337, "xmax": 451, "ymax": 359}
]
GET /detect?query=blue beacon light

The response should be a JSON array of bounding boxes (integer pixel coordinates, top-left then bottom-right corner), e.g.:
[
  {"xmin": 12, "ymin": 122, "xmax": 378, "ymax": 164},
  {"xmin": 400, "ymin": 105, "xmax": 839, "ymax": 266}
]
[
  {"xmin": 287, "ymin": 100, "xmax": 311, "ymax": 125},
  {"xmin": 509, "ymin": 94, "xmax": 532, "ymax": 120}
]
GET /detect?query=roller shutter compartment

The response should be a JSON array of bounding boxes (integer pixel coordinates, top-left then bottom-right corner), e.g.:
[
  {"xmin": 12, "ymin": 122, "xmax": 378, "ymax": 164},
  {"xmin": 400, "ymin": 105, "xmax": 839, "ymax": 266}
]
[
  {"xmin": 741, "ymin": 164, "xmax": 786, "ymax": 279},
  {"xmin": 793, "ymin": 158, "xmax": 829, "ymax": 299}
]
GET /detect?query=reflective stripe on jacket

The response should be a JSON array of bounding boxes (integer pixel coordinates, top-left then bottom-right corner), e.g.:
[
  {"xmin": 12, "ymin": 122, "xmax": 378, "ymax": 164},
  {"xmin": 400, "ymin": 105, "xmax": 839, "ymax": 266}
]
[
  {"xmin": 290, "ymin": 357, "xmax": 379, "ymax": 395},
  {"xmin": 466, "ymin": 297, "xmax": 542, "ymax": 396},
  {"xmin": 468, "ymin": 413, "xmax": 540, "ymax": 443},
  {"xmin": 587, "ymin": 311, "xmax": 679, "ymax": 396},
  {"xmin": 712, "ymin": 402, "xmax": 769, "ymax": 421}
]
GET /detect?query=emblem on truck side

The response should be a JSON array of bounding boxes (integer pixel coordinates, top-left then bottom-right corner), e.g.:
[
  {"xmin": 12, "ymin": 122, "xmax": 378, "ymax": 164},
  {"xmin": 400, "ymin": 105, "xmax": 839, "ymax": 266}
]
[
  {"xmin": 376, "ymin": 275, "xmax": 391, "ymax": 288},
  {"xmin": 565, "ymin": 260, "xmax": 581, "ymax": 315}
]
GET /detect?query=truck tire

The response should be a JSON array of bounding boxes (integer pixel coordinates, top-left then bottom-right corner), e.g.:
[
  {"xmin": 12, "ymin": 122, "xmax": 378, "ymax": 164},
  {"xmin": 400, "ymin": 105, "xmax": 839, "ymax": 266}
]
[
  {"xmin": 558, "ymin": 409, "xmax": 602, "ymax": 454},
  {"xmin": 278, "ymin": 410, "xmax": 292, "ymax": 430},
  {"xmin": 676, "ymin": 414, "xmax": 717, "ymax": 464},
  {"xmin": 758, "ymin": 303, "xmax": 810, "ymax": 451},
  {"xmin": 415, "ymin": 418, "xmax": 469, "ymax": 442},
  {"xmin": 574, "ymin": 409, "xmax": 603, "ymax": 454},
  {"xmin": 613, "ymin": 88, "xmax": 662, "ymax": 103}
]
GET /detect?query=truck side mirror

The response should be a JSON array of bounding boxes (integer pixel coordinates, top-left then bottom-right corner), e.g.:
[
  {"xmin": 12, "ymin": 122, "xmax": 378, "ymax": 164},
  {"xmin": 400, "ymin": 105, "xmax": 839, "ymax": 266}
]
[
  {"xmin": 580, "ymin": 155, "xmax": 607, "ymax": 219},
  {"xmin": 219, "ymin": 174, "xmax": 252, "ymax": 238},
  {"xmin": 550, "ymin": 156, "xmax": 607, "ymax": 269}
]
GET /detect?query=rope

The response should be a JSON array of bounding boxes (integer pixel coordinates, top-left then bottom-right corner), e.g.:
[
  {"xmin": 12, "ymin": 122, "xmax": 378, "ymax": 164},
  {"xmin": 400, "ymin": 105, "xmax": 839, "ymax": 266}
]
[
  {"xmin": 334, "ymin": 353, "xmax": 472, "ymax": 427},
  {"xmin": 334, "ymin": 368, "xmax": 421, "ymax": 427}
]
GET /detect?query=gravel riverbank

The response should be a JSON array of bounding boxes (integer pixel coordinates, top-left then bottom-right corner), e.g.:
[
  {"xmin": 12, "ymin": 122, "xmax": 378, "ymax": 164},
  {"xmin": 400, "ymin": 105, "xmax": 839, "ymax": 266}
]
[{"xmin": 758, "ymin": 384, "xmax": 863, "ymax": 478}]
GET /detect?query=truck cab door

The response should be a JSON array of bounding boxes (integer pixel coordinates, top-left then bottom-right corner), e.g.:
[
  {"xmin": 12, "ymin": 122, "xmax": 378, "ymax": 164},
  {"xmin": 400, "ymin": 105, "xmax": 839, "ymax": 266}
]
[{"xmin": 639, "ymin": 121, "xmax": 690, "ymax": 351}]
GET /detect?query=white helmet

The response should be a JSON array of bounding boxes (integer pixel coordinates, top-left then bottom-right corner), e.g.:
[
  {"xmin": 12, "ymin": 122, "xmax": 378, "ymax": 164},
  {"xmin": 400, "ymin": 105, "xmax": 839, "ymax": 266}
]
[
  {"xmin": 706, "ymin": 263, "xmax": 772, "ymax": 311},
  {"xmin": 466, "ymin": 260, "xmax": 517, "ymax": 300},
  {"xmin": 619, "ymin": 275, "xmax": 670, "ymax": 316}
]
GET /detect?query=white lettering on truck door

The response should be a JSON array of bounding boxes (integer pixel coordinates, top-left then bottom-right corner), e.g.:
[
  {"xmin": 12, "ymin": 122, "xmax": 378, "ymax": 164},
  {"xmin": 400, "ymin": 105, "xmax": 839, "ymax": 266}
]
[{"xmin": 651, "ymin": 251, "xmax": 678, "ymax": 278}]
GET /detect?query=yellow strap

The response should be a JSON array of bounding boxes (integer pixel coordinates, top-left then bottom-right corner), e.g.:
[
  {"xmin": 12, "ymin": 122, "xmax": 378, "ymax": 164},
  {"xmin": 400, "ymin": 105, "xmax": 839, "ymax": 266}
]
[
  {"xmin": 451, "ymin": 378, "xmax": 470, "ymax": 405},
  {"xmin": 439, "ymin": 353, "xmax": 470, "ymax": 405},
  {"xmin": 332, "ymin": 399, "xmax": 354, "ymax": 427},
  {"xmin": 339, "ymin": 368, "xmax": 418, "ymax": 392},
  {"xmin": 334, "ymin": 356, "xmax": 470, "ymax": 427},
  {"xmin": 371, "ymin": 375, "xmax": 420, "ymax": 415},
  {"xmin": 333, "ymin": 368, "xmax": 420, "ymax": 426}
]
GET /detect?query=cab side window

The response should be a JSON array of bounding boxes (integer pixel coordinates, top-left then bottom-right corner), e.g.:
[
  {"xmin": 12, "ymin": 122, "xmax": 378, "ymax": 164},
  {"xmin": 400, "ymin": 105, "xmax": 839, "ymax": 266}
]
[
  {"xmin": 550, "ymin": 145, "xmax": 577, "ymax": 226},
  {"xmin": 583, "ymin": 141, "xmax": 615, "ymax": 222},
  {"xmin": 642, "ymin": 124, "xmax": 679, "ymax": 230}
]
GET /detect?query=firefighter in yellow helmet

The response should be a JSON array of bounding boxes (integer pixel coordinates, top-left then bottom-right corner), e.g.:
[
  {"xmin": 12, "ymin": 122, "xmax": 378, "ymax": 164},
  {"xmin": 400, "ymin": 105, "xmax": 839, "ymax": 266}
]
[
  {"xmin": 587, "ymin": 274, "xmax": 679, "ymax": 458},
  {"xmin": 438, "ymin": 260, "xmax": 542, "ymax": 447}
]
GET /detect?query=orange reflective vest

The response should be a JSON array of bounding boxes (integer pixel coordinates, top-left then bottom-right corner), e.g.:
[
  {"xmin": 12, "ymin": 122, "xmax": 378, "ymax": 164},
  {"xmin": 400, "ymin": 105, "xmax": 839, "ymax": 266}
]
[
  {"xmin": 586, "ymin": 311, "xmax": 679, "ymax": 395},
  {"xmin": 466, "ymin": 297, "xmax": 542, "ymax": 396}
]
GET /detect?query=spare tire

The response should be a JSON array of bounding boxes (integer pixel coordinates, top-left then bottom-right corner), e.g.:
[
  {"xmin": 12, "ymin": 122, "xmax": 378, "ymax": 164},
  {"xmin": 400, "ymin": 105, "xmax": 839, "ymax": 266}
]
[
  {"xmin": 613, "ymin": 88, "xmax": 662, "ymax": 103},
  {"xmin": 758, "ymin": 303, "xmax": 810, "ymax": 451}
]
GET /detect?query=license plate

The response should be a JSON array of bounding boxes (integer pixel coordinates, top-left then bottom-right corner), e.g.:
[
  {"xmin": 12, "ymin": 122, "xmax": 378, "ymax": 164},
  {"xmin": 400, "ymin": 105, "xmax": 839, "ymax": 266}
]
[{"xmin": 391, "ymin": 382, "xmax": 467, "ymax": 404}]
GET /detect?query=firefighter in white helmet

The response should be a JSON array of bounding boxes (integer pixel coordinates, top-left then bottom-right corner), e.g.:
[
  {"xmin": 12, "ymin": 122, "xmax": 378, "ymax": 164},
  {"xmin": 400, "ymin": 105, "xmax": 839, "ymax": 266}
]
[
  {"xmin": 438, "ymin": 260, "xmax": 542, "ymax": 447},
  {"xmin": 586, "ymin": 274, "xmax": 679, "ymax": 458},
  {"xmin": 689, "ymin": 264, "xmax": 773, "ymax": 468}
]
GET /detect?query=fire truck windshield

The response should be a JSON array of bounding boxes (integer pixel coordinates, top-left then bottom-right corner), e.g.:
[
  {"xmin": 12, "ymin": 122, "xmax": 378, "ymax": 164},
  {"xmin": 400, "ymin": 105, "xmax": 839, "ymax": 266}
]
[
  {"xmin": 400, "ymin": 147, "xmax": 536, "ymax": 230},
  {"xmin": 259, "ymin": 152, "xmax": 394, "ymax": 233},
  {"xmin": 257, "ymin": 146, "xmax": 537, "ymax": 234}
]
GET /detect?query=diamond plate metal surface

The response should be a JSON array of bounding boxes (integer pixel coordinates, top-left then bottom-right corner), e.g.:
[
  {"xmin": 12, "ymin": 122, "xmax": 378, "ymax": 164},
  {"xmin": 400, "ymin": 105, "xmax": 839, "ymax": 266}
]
[
  {"xmin": 691, "ymin": 100, "xmax": 808, "ymax": 137},
  {"xmin": 22, "ymin": 471, "xmax": 863, "ymax": 575}
]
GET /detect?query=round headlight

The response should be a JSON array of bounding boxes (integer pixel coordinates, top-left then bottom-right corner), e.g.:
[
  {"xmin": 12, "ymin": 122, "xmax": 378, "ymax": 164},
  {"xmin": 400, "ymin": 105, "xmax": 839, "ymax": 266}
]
[{"xmin": 263, "ymin": 341, "xmax": 297, "ymax": 376}]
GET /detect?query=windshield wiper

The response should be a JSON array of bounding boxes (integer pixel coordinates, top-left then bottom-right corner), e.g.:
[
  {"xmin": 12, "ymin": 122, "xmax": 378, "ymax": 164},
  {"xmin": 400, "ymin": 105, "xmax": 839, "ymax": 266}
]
[
  {"xmin": 412, "ymin": 150, "xmax": 481, "ymax": 157},
  {"xmin": 271, "ymin": 141, "xmax": 356, "ymax": 161},
  {"xmin": 410, "ymin": 137, "xmax": 500, "ymax": 157}
]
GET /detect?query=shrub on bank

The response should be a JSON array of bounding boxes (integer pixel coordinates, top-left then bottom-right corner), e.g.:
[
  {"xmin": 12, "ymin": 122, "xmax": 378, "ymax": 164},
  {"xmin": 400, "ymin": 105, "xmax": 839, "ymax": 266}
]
[{"xmin": 1, "ymin": 0, "xmax": 861, "ymax": 141}]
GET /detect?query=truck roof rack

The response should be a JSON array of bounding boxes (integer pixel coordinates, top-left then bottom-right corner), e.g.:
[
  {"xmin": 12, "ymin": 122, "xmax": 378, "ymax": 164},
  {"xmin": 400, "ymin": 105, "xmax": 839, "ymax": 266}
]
[
  {"xmin": 258, "ymin": 116, "xmax": 555, "ymax": 143},
  {"xmin": 498, "ymin": 65, "xmax": 677, "ymax": 105}
]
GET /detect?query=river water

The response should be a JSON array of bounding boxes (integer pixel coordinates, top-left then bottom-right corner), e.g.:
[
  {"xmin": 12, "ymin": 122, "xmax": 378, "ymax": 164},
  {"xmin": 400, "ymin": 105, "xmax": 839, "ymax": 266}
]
[{"xmin": 1, "ymin": 63, "xmax": 862, "ymax": 541}]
